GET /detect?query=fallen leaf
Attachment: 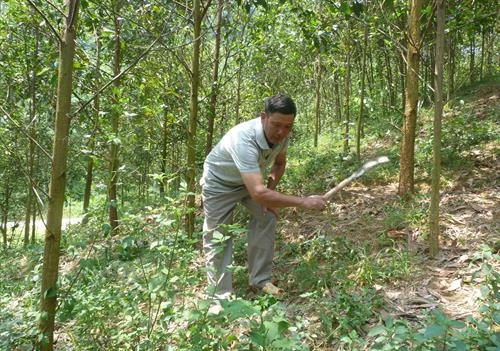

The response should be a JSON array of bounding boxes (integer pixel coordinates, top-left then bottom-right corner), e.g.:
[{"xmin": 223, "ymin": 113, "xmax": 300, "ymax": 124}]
[{"xmin": 446, "ymin": 279, "xmax": 462, "ymax": 292}]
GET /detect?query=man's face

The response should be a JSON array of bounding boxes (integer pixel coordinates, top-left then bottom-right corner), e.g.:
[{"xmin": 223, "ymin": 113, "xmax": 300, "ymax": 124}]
[{"xmin": 261, "ymin": 112, "xmax": 295, "ymax": 145}]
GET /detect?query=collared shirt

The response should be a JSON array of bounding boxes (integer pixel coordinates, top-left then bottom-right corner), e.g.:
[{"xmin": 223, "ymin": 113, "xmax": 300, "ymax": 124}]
[{"xmin": 201, "ymin": 117, "xmax": 289, "ymax": 192}]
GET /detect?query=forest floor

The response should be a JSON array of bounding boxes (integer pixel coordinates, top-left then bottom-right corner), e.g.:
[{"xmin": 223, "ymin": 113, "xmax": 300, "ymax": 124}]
[
  {"xmin": 270, "ymin": 80, "xmax": 499, "ymax": 348},
  {"xmin": 1, "ymin": 80, "xmax": 498, "ymax": 350}
]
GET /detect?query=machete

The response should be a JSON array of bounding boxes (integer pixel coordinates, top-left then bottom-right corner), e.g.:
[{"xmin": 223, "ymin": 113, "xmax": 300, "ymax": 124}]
[{"xmin": 323, "ymin": 156, "xmax": 390, "ymax": 202}]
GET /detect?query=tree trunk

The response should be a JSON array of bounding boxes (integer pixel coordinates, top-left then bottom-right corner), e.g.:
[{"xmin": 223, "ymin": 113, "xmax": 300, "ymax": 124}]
[
  {"xmin": 82, "ymin": 30, "xmax": 100, "ymax": 225},
  {"xmin": 39, "ymin": 1, "xmax": 79, "ymax": 349},
  {"xmin": 82, "ymin": 143, "xmax": 94, "ymax": 224},
  {"xmin": 469, "ymin": 34, "xmax": 475, "ymax": 84},
  {"xmin": 186, "ymin": 0, "xmax": 202, "ymax": 237},
  {"xmin": 398, "ymin": 0, "xmax": 422, "ymax": 197},
  {"xmin": 384, "ymin": 49, "xmax": 395, "ymax": 109},
  {"xmin": 485, "ymin": 30, "xmax": 494, "ymax": 76},
  {"xmin": 159, "ymin": 102, "xmax": 169, "ymax": 199},
  {"xmin": 109, "ymin": 0, "xmax": 122, "ymax": 234},
  {"xmin": 24, "ymin": 23, "xmax": 39, "ymax": 246},
  {"xmin": 1, "ymin": 185, "xmax": 12, "ymax": 249},
  {"xmin": 31, "ymin": 204, "xmax": 37, "ymax": 244},
  {"xmin": 334, "ymin": 71, "xmax": 342, "ymax": 122},
  {"xmin": 314, "ymin": 52, "xmax": 322, "ymax": 148},
  {"xmin": 447, "ymin": 32, "xmax": 455, "ymax": 100},
  {"xmin": 398, "ymin": 51, "xmax": 406, "ymax": 113},
  {"xmin": 429, "ymin": 0, "xmax": 445, "ymax": 257},
  {"xmin": 356, "ymin": 20, "xmax": 369, "ymax": 160},
  {"xmin": 425, "ymin": 49, "xmax": 435, "ymax": 106},
  {"xmin": 479, "ymin": 25, "xmax": 485, "ymax": 80},
  {"xmin": 205, "ymin": 0, "xmax": 224, "ymax": 156},
  {"xmin": 31, "ymin": 144, "xmax": 39, "ymax": 244},
  {"xmin": 343, "ymin": 56, "xmax": 351, "ymax": 154},
  {"xmin": 343, "ymin": 23, "xmax": 352, "ymax": 154},
  {"xmin": 368, "ymin": 46, "xmax": 375, "ymax": 97},
  {"xmin": 235, "ymin": 59, "xmax": 242, "ymax": 125}
]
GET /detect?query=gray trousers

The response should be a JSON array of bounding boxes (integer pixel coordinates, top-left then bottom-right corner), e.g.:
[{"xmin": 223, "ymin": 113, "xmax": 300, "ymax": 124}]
[{"xmin": 202, "ymin": 187, "xmax": 277, "ymax": 296}]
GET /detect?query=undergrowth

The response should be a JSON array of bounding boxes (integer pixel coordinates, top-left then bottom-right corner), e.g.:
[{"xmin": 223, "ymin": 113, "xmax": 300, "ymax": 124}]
[
  {"xmin": 1, "ymin": 79, "xmax": 498, "ymax": 350},
  {"xmin": 1, "ymin": 197, "xmax": 498, "ymax": 350}
]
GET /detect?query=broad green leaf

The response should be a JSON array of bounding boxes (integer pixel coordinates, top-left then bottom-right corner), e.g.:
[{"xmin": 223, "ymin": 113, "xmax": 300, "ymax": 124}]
[
  {"xmin": 423, "ymin": 324, "xmax": 446, "ymax": 339},
  {"xmin": 451, "ymin": 340, "xmax": 467, "ymax": 351},
  {"xmin": 449, "ymin": 320, "xmax": 466, "ymax": 329},
  {"xmin": 368, "ymin": 325, "xmax": 387, "ymax": 337},
  {"xmin": 249, "ymin": 328, "xmax": 266, "ymax": 347},
  {"xmin": 102, "ymin": 223, "xmax": 111, "ymax": 237},
  {"xmin": 220, "ymin": 299, "xmax": 259, "ymax": 321}
]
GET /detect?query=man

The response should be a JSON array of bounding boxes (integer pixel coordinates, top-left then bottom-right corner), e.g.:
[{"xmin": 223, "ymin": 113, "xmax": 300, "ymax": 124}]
[{"xmin": 201, "ymin": 93, "xmax": 326, "ymax": 298}]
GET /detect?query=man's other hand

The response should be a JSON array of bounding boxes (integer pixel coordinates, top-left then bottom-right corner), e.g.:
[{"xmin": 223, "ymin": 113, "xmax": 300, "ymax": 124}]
[{"xmin": 302, "ymin": 195, "xmax": 326, "ymax": 210}]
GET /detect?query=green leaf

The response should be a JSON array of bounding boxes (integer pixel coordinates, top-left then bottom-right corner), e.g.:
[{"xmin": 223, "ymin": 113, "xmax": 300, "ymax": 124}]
[
  {"xmin": 382, "ymin": 0, "xmax": 394, "ymax": 11},
  {"xmin": 80, "ymin": 258, "xmax": 99, "ymax": 269},
  {"xmin": 395, "ymin": 324, "xmax": 409, "ymax": 335},
  {"xmin": 451, "ymin": 340, "xmax": 468, "ymax": 351},
  {"xmin": 255, "ymin": 0, "xmax": 268, "ymax": 10},
  {"xmin": 212, "ymin": 231, "xmax": 225, "ymax": 241},
  {"xmin": 368, "ymin": 325, "xmax": 387, "ymax": 337},
  {"xmin": 492, "ymin": 311, "xmax": 500, "ymax": 323},
  {"xmin": 352, "ymin": 1, "xmax": 364, "ymax": 16},
  {"xmin": 102, "ymin": 223, "xmax": 111, "ymax": 237},
  {"xmin": 490, "ymin": 332, "xmax": 500, "ymax": 346},
  {"xmin": 121, "ymin": 235, "xmax": 135, "ymax": 249},
  {"xmin": 220, "ymin": 299, "xmax": 259, "ymax": 321},
  {"xmin": 44, "ymin": 287, "xmax": 58, "ymax": 299},
  {"xmin": 276, "ymin": 318, "xmax": 289, "ymax": 334},
  {"xmin": 449, "ymin": 320, "xmax": 466, "ymax": 329},
  {"xmin": 249, "ymin": 328, "xmax": 266, "ymax": 347},
  {"xmin": 339, "ymin": 2, "xmax": 351, "ymax": 16},
  {"xmin": 423, "ymin": 324, "xmax": 446, "ymax": 339},
  {"xmin": 264, "ymin": 320, "xmax": 280, "ymax": 341}
]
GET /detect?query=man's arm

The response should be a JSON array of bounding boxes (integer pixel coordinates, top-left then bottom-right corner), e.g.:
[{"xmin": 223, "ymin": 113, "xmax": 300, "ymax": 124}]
[
  {"xmin": 240, "ymin": 171, "xmax": 325, "ymax": 210},
  {"xmin": 267, "ymin": 151, "xmax": 286, "ymax": 190}
]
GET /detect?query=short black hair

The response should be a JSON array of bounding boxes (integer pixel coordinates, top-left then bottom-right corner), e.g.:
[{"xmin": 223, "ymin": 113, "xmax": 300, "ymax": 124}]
[{"xmin": 264, "ymin": 93, "xmax": 297, "ymax": 116}]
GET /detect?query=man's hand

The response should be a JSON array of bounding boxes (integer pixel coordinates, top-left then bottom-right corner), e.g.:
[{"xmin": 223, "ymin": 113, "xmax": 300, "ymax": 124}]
[
  {"xmin": 263, "ymin": 207, "xmax": 279, "ymax": 218},
  {"xmin": 301, "ymin": 195, "xmax": 326, "ymax": 210}
]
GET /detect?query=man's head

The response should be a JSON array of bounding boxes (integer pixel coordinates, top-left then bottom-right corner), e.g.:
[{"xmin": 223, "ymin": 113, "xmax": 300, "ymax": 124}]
[
  {"xmin": 264, "ymin": 93, "xmax": 297, "ymax": 116},
  {"xmin": 261, "ymin": 93, "xmax": 296, "ymax": 146}
]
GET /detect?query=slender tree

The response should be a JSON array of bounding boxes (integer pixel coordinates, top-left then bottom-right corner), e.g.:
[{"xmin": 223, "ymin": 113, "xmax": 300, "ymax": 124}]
[
  {"xmin": 398, "ymin": 0, "xmax": 422, "ymax": 197},
  {"xmin": 446, "ymin": 31, "xmax": 455, "ymax": 100},
  {"xmin": 468, "ymin": 32, "xmax": 475, "ymax": 84},
  {"xmin": 205, "ymin": 0, "xmax": 224, "ymax": 156},
  {"xmin": 429, "ymin": 0, "xmax": 445, "ymax": 257},
  {"xmin": 186, "ymin": 0, "xmax": 203, "ymax": 237},
  {"xmin": 24, "ymin": 17, "xmax": 39, "ymax": 246},
  {"xmin": 356, "ymin": 15, "xmax": 369, "ymax": 160},
  {"xmin": 314, "ymin": 52, "xmax": 322, "ymax": 147},
  {"xmin": 108, "ymin": 0, "xmax": 123, "ymax": 233},
  {"xmin": 333, "ymin": 70, "xmax": 342, "ymax": 122},
  {"xmin": 159, "ymin": 96, "xmax": 169, "ymax": 199},
  {"xmin": 343, "ymin": 22, "xmax": 352, "ymax": 154},
  {"xmin": 82, "ymin": 29, "xmax": 101, "ymax": 224},
  {"xmin": 38, "ymin": 0, "xmax": 80, "ymax": 349}
]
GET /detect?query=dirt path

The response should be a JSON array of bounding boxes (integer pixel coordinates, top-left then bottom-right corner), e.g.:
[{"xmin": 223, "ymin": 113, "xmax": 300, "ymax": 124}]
[{"xmin": 5, "ymin": 216, "xmax": 82, "ymax": 234}]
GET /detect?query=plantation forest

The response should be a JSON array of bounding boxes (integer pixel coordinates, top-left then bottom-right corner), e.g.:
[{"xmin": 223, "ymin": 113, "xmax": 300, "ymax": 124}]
[{"xmin": 0, "ymin": 0, "xmax": 499, "ymax": 350}]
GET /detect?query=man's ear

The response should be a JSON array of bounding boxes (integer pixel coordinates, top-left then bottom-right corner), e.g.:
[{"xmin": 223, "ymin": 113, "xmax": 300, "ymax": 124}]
[{"xmin": 260, "ymin": 112, "xmax": 268, "ymax": 120}]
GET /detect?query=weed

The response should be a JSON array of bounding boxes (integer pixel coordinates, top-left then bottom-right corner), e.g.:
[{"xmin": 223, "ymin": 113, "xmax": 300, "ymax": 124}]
[{"xmin": 368, "ymin": 262, "xmax": 500, "ymax": 350}]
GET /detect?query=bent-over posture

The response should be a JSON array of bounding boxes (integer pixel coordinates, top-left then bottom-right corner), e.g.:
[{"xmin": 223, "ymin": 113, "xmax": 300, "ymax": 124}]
[{"xmin": 201, "ymin": 93, "xmax": 326, "ymax": 298}]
